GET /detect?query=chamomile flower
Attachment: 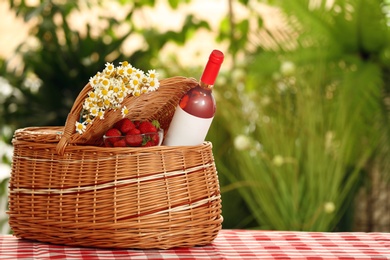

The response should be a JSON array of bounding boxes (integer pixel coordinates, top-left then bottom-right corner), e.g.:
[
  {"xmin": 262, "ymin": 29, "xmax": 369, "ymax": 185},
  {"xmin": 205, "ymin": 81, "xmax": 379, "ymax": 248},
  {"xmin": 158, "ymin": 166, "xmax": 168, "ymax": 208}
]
[
  {"xmin": 141, "ymin": 86, "xmax": 149, "ymax": 94},
  {"xmin": 133, "ymin": 88, "xmax": 141, "ymax": 97},
  {"xmin": 124, "ymin": 64, "xmax": 135, "ymax": 76},
  {"xmin": 90, "ymin": 106, "xmax": 99, "ymax": 117},
  {"xmin": 117, "ymin": 66, "xmax": 125, "ymax": 76},
  {"xmin": 141, "ymin": 75, "xmax": 148, "ymax": 85},
  {"xmin": 148, "ymin": 78, "xmax": 159, "ymax": 91},
  {"xmin": 101, "ymin": 77, "xmax": 110, "ymax": 88},
  {"xmin": 134, "ymin": 69, "xmax": 144, "ymax": 79},
  {"xmin": 75, "ymin": 121, "xmax": 86, "ymax": 134},
  {"xmin": 85, "ymin": 117, "xmax": 93, "ymax": 124},
  {"xmin": 130, "ymin": 77, "xmax": 140, "ymax": 89},
  {"xmin": 121, "ymin": 106, "xmax": 129, "ymax": 117},
  {"xmin": 147, "ymin": 69, "xmax": 158, "ymax": 79},
  {"xmin": 98, "ymin": 110, "xmax": 104, "ymax": 119},
  {"xmin": 104, "ymin": 62, "xmax": 115, "ymax": 76},
  {"xmin": 96, "ymin": 85, "xmax": 112, "ymax": 100},
  {"xmin": 89, "ymin": 76, "xmax": 97, "ymax": 87},
  {"xmin": 103, "ymin": 98, "xmax": 111, "ymax": 109}
]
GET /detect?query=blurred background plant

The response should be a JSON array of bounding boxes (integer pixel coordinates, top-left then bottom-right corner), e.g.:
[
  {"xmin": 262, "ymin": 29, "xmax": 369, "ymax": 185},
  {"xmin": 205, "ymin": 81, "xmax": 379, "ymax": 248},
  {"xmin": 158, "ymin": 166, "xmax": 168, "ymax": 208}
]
[{"xmin": 0, "ymin": 0, "xmax": 389, "ymax": 233}]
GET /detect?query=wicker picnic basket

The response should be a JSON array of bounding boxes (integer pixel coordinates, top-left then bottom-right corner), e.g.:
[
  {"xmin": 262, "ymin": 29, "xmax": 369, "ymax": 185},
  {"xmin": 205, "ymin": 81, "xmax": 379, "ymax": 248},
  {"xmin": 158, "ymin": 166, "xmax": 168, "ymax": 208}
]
[{"xmin": 8, "ymin": 76, "xmax": 222, "ymax": 249}]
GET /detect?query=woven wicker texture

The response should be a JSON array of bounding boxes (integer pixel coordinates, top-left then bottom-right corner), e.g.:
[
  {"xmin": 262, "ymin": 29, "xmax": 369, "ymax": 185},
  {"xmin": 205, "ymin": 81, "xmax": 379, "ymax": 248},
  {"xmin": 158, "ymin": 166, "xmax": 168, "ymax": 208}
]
[
  {"xmin": 56, "ymin": 76, "xmax": 197, "ymax": 154},
  {"xmin": 8, "ymin": 77, "xmax": 222, "ymax": 249}
]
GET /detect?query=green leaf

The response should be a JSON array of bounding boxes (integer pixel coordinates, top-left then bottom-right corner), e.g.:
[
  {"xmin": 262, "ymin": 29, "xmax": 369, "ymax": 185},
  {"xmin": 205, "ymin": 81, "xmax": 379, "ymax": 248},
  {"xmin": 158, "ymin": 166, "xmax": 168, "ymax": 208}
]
[
  {"xmin": 356, "ymin": 0, "xmax": 389, "ymax": 54},
  {"xmin": 168, "ymin": 0, "xmax": 180, "ymax": 9}
]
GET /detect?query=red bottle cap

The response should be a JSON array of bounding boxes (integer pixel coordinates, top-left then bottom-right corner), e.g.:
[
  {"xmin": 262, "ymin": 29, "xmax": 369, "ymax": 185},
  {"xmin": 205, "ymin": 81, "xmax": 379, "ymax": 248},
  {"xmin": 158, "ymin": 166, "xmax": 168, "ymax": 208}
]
[{"xmin": 200, "ymin": 50, "xmax": 224, "ymax": 86}]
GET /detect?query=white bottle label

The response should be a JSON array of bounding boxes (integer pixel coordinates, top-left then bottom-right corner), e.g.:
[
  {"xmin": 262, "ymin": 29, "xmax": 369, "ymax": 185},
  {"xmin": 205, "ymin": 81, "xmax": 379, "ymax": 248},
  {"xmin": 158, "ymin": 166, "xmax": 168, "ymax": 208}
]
[{"xmin": 163, "ymin": 106, "xmax": 213, "ymax": 146}]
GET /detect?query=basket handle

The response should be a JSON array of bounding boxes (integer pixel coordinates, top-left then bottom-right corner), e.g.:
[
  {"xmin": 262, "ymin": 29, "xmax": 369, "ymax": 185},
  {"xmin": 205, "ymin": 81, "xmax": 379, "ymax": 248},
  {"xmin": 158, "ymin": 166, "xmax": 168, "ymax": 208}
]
[{"xmin": 56, "ymin": 83, "xmax": 93, "ymax": 156}]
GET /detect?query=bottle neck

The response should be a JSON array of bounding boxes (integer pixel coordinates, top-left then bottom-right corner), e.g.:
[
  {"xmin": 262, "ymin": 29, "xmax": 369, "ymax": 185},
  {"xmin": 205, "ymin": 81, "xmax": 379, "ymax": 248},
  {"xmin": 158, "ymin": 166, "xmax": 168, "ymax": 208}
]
[{"xmin": 199, "ymin": 81, "xmax": 213, "ymax": 91}]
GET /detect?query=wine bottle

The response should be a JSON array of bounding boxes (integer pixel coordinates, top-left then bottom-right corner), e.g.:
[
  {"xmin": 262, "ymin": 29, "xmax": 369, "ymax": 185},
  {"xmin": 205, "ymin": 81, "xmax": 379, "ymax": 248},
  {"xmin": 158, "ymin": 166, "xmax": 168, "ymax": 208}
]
[{"xmin": 164, "ymin": 49, "xmax": 224, "ymax": 146}]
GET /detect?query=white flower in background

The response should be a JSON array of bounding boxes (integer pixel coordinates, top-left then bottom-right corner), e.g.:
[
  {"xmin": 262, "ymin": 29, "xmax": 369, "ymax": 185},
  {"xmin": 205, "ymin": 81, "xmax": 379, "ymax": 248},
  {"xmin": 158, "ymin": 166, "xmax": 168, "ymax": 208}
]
[
  {"xmin": 277, "ymin": 82, "xmax": 288, "ymax": 92},
  {"xmin": 231, "ymin": 68, "xmax": 245, "ymax": 82},
  {"xmin": 324, "ymin": 202, "xmax": 336, "ymax": 214},
  {"xmin": 280, "ymin": 61, "xmax": 296, "ymax": 76},
  {"xmin": 325, "ymin": 131, "xmax": 335, "ymax": 152},
  {"xmin": 261, "ymin": 96, "xmax": 271, "ymax": 106},
  {"xmin": 272, "ymin": 155, "xmax": 284, "ymax": 166},
  {"xmin": 234, "ymin": 135, "xmax": 251, "ymax": 150},
  {"xmin": 23, "ymin": 72, "xmax": 42, "ymax": 94}
]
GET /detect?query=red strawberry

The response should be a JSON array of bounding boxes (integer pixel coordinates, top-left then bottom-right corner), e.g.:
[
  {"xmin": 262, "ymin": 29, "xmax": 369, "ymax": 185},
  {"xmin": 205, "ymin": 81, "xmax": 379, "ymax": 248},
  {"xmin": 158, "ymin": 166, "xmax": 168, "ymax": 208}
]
[
  {"xmin": 125, "ymin": 134, "xmax": 142, "ymax": 147},
  {"xmin": 143, "ymin": 140, "xmax": 154, "ymax": 147},
  {"xmin": 133, "ymin": 121, "xmax": 141, "ymax": 128},
  {"xmin": 114, "ymin": 119, "xmax": 124, "ymax": 129},
  {"xmin": 104, "ymin": 141, "xmax": 113, "ymax": 147},
  {"xmin": 115, "ymin": 118, "xmax": 135, "ymax": 134},
  {"xmin": 151, "ymin": 133, "xmax": 160, "ymax": 145},
  {"xmin": 139, "ymin": 121, "xmax": 158, "ymax": 134},
  {"xmin": 128, "ymin": 128, "xmax": 141, "ymax": 135},
  {"xmin": 105, "ymin": 128, "xmax": 122, "ymax": 144},
  {"xmin": 143, "ymin": 133, "xmax": 159, "ymax": 146},
  {"xmin": 113, "ymin": 139, "xmax": 127, "ymax": 147}
]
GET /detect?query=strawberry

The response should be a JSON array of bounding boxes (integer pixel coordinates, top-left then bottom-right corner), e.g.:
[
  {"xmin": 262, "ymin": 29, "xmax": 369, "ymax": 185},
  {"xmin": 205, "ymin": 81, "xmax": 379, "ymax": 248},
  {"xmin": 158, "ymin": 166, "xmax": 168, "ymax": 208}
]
[
  {"xmin": 143, "ymin": 133, "xmax": 159, "ymax": 146},
  {"xmin": 139, "ymin": 120, "xmax": 158, "ymax": 134},
  {"xmin": 105, "ymin": 128, "xmax": 122, "ymax": 144},
  {"xmin": 143, "ymin": 140, "xmax": 154, "ymax": 147},
  {"xmin": 114, "ymin": 118, "xmax": 135, "ymax": 134},
  {"xmin": 133, "ymin": 120, "xmax": 141, "ymax": 128},
  {"xmin": 113, "ymin": 139, "xmax": 127, "ymax": 147},
  {"xmin": 114, "ymin": 119, "xmax": 124, "ymax": 129},
  {"xmin": 125, "ymin": 134, "xmax": 142, "ymax": 147},
  {"xmin": 151, "ymin": 133, "xmax": 160, "ymax": 145},
  {"xmin": 104, "ymin": 141, "xmax": 113, "ymax": 147},
  {"xmin": 128, "ymin": 128, "xmax": 141, "ymax": 135}
]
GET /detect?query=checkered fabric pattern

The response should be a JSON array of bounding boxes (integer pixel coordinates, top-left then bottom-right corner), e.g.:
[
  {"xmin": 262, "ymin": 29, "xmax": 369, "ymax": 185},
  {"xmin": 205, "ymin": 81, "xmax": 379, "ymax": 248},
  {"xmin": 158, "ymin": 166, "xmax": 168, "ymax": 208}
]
[{"xmin": 0, "ymin": 229, "xmax": 389, "ymax": 259}]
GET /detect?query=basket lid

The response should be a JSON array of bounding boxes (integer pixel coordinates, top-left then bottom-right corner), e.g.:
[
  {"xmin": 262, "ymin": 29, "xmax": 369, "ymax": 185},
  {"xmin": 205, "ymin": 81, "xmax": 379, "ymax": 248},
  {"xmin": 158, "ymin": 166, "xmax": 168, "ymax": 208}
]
[
  {"xmin": 56, "ymin": 76, "xmax": 198, "ymax": 155},
  {"xmin": 13, "ymin": 127, "xmax": 63, "ymax": 143}
]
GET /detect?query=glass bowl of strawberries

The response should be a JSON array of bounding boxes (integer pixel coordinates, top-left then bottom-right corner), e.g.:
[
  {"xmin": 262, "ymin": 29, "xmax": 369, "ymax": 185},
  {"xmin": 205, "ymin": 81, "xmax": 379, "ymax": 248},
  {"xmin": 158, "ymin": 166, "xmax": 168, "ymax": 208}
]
[{"xmin": 103, "ymin": 119, "xmax": 163, "ymax": 147}]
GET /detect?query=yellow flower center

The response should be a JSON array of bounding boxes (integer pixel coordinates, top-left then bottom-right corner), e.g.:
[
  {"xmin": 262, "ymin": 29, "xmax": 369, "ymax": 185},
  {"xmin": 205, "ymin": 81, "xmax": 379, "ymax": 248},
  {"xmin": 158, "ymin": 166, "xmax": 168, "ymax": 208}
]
[
  {"xmin": 101, "ymin": 89, "xmax": 108, "ymax": 96},
  {"xmin": 102, "ymin": 79, "xmax": 109, "ymax": 86}
]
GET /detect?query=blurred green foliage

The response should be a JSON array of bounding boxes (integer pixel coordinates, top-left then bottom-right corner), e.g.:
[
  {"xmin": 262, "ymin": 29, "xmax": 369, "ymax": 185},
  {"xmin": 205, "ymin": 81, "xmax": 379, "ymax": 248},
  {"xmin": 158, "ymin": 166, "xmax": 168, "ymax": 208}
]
[
  {"xmin": 1, "ymin": 0, "xmax": 389, "ymax": 233},
  {"xmin": 211, "ymin": 0, "xmax": 390, "ymax": 231}
]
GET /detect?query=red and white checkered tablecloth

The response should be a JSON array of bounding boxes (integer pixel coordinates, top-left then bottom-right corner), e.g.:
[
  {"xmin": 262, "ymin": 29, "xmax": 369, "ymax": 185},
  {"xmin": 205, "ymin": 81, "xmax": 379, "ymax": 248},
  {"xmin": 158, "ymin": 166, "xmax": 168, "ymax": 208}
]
[{"xmin": 0, "ymin": 229, "xmax": 389, "ymax": 259}]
